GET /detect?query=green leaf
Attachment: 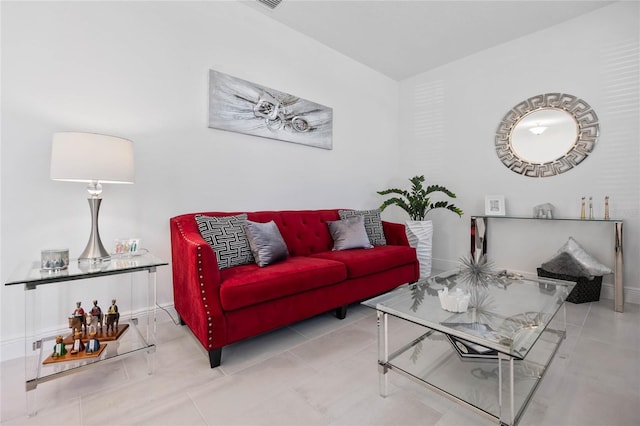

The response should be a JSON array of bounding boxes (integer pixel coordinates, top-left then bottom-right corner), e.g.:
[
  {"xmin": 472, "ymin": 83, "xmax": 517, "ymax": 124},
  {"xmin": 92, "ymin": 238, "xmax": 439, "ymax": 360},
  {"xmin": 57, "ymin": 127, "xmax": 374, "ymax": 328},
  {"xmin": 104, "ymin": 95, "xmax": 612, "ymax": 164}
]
[{"xmin": 377, "ymin": 175, "xmax": 463, "ymax": 220}]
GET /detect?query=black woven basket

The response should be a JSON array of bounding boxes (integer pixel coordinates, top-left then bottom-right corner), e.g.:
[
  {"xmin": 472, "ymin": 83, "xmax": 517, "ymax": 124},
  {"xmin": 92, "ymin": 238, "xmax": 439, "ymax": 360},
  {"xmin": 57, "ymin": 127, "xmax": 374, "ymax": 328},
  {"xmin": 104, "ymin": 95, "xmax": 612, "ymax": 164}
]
[{"xmin": 537, "ymin": 268, "xmax": 602, "ymax": 304}]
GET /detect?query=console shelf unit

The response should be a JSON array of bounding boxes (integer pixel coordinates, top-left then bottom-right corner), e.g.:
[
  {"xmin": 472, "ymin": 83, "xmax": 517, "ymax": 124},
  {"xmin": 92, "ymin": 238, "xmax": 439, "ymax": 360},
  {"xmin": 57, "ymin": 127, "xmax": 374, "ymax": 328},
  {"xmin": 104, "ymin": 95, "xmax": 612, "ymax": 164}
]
[{"xmin": 470, "ymin": 215, "xmax": 623, "ymax": 312}]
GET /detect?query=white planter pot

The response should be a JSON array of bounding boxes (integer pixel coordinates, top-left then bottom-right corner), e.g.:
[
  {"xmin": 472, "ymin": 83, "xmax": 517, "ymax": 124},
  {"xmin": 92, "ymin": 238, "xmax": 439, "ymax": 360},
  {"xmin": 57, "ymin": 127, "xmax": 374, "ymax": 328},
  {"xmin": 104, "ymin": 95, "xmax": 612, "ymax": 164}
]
[{"xmin": 405, "ymin": 220, "xmax": 433, "ymax": 279}]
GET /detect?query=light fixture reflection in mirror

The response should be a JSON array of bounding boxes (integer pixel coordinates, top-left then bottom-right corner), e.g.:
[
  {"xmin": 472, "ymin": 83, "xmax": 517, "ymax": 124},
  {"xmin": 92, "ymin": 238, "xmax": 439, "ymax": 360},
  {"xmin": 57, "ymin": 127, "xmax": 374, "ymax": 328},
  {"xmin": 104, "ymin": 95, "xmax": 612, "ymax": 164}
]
[
  {"xmin": 511, "ymin": 109, "xmax": 578, "ymax": 164},
  {"xmin": 495, "ymin": 93, "xmax": 599, "ymax": 177}
]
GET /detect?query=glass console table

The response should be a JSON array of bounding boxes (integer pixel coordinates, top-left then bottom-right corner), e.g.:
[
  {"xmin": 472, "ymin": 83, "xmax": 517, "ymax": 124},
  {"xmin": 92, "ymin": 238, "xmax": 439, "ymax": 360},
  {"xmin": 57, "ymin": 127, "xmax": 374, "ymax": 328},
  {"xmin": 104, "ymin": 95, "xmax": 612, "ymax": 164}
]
[
  {"xmin": 363, "ymin": 270, "xmax": 576, "ymax": 426},
  {"xmin": 4, "ymin": 252, "xmax": 167, "ymax": 416},
  {"xmin": 471, "ymin": 216, "xmax": 624, "ymax": 312}
]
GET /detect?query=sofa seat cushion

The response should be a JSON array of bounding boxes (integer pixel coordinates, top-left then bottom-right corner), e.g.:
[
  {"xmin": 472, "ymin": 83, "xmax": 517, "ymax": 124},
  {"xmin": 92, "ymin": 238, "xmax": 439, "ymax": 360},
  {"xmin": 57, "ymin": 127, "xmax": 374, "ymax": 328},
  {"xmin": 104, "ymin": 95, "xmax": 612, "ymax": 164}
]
[
  {"xmin": 219, "ymin": 257, "xmax": 347, "ymax": 311},
  {"xmin": 309, "ymin": 245, "xmax": 417, "ymax": 279}
]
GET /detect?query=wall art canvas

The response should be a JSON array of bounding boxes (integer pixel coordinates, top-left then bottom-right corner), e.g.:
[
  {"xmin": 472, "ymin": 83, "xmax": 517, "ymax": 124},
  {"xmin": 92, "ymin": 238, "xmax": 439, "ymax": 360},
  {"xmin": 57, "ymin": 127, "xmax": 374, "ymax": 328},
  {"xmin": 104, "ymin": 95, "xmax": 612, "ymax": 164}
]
[{"xmin": 208, "ymin": 70, "xmax": 333, "ymax": 149}]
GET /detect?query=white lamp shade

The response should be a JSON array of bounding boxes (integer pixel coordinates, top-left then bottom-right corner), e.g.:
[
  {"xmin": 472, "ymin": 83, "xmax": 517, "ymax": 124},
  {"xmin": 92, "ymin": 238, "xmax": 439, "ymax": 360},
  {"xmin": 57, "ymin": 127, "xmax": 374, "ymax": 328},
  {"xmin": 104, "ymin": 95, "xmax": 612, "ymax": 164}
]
[{"xmin": 51, "ymin": 132, "xmax": 135, "ymax": 184}]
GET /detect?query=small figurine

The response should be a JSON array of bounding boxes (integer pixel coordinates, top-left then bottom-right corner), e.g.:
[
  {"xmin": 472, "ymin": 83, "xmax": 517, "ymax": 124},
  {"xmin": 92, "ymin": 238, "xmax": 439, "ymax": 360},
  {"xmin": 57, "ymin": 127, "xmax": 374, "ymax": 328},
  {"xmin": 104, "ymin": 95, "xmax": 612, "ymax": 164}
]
[
  {"xmin": 108, "ymin": 299, "xmax": 118, "ymax": 315},
  {"xmin": 580, "ymin": 196, "xmax": 586, "ymax": 219},
  {"xmin": 106, "ymin": 299, "xmax": 120, "ymax": 334},
  {"xmin": 90, "ymin": 300, "xmax": 103, "ymax": 331},
  {"xmin": 73, "ymin": 301, "xmax": 85, "ymax": 318},
  {"xmin": 589, "ymin": 196, "xmax": 594, "ymax": 219},
  {"xmin": 86, "ymin": 312, "xmax": 99, "ymax": 335},
  {"xmin": 52, "ymin": 335, "xmax": 67, "ymax": 358},
  {"xmin": 85, "ymin": 331, "xmax": 100, "ymax": 353},
  {"xmin": 70, "ymin": 330, "xmax": 85, "ymax": 354},
  {"xmin": 69, "ymin": 301, "xmax": 86, "ymax": 334},
  {"xmin": 605, "ymin": 196, "xmax": 610, "ymax": 220}
]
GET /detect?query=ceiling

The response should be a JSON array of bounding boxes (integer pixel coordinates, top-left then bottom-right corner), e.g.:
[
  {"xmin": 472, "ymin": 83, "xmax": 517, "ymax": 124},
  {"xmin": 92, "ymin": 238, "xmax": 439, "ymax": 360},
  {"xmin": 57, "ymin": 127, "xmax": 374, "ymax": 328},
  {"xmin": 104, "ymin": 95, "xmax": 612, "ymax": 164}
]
[{"xmin": 242, "ymin": 0, "xmax": 614, "ymax": 80}]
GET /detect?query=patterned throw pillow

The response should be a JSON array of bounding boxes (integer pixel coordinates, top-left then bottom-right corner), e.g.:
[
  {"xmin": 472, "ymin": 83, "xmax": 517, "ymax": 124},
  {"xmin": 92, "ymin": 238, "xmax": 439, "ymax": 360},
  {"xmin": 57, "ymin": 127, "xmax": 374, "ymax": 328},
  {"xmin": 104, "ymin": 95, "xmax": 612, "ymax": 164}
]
[
  {"xmin": 327, "ymin": 215, "xmax": 373, "ymax": 251},
  {"xmin": 338, "ymin": 209, "xmax": 387, "ymax": 246},
  {"xmin": 244, "ymin": 220, "xmax": 289, "ymax": 267},
  {"xmin": 195, "ymin": 214, "xmax": 254, "ymax": 269}
]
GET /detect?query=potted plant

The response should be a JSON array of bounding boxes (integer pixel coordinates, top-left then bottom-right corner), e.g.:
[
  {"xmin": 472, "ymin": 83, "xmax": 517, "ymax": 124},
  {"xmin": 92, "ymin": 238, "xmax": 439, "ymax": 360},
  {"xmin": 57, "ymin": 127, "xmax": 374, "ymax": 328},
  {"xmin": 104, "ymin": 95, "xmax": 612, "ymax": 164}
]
[{"xmin": 378, "ymin": 175, "xmax": 463, "ymax": 278}]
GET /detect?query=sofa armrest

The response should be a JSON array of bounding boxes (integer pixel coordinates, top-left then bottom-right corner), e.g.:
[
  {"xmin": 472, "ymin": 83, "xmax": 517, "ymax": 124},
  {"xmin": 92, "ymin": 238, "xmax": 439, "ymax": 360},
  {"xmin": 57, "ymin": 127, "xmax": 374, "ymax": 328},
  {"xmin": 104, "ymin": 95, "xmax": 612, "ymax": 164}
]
[
  {"xmin": 169, "ymin": 215, "xmax": 227, "ymax": 350},
  {"xmin": 382, "ymin": 221, "xmax": 410, "ymax": 246}
]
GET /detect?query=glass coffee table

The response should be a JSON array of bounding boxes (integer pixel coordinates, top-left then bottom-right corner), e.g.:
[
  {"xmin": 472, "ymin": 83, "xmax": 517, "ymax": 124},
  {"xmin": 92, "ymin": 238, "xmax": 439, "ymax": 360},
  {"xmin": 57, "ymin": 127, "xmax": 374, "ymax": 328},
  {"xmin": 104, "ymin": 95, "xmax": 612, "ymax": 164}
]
[{"xmin": 362, "ymin": 269, "xmax": 576, "ymax": 426}]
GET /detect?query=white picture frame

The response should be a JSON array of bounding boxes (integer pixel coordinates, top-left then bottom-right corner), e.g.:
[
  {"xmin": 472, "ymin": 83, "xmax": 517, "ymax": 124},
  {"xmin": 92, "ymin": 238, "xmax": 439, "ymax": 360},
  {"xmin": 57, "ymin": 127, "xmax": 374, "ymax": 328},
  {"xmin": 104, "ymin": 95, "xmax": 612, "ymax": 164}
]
[{"xmin": 485, "ymin": 195, "xmax": 506, "ymax": 216}]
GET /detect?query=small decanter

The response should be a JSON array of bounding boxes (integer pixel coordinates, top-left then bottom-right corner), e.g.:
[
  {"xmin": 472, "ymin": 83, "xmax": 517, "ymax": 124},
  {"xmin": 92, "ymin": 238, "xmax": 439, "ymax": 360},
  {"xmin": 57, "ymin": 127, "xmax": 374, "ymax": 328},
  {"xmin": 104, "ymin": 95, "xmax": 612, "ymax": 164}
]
[
  {"xmin": 580, "ymin": 196, "xmax": 586, "ymax": 220},
  {"xmin": 589, "ymin": 196, "xmax": 594, "ymax": 219}
]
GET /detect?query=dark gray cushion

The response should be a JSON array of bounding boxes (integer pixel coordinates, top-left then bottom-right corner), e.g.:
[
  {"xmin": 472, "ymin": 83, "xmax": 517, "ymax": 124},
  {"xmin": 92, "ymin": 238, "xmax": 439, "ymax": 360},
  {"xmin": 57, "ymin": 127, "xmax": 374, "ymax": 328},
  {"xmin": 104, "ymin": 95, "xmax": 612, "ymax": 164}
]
[
  {"xmin": 327, "ymin": 215, "xmax": 373, "ymax": 251},
  {"xmin": 244, "ymin": 220, "xmax": 289, "ymax": 267},
  {"xmin": 541, "ymin": 252, "xmax": 591, "ymax": 278},
  {"xmin": 339, "ymin": 209, "xmax": 387, "ymax": 246},
  {"xmin": 195, "ymin": 214, "xmax": 254, "ymax": 269}
]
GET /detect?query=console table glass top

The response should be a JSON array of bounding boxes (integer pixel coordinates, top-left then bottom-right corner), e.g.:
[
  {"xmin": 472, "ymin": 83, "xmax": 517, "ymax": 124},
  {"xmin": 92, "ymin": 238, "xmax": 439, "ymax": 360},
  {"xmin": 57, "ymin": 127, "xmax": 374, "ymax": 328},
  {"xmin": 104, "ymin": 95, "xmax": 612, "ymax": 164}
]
[{"xmin": 472, "ymin": 215, "xmax": 622, "ymax": 222}]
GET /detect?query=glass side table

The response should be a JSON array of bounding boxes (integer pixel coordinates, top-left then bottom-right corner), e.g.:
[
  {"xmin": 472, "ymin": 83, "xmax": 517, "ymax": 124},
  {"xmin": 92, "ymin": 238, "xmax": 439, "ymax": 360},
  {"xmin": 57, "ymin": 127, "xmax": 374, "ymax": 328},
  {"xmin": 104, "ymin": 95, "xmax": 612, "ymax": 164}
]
[{"xmin": 4, "ymin": 252, "xmax": 168, "ymax": 416}]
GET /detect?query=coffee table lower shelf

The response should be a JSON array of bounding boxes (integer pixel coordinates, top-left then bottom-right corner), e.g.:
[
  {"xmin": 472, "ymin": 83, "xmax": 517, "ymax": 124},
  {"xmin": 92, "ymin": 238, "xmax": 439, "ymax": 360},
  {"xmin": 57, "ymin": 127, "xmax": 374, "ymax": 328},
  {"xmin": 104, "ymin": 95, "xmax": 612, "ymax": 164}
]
[{"xmin": 377, "ymin": 314, "xmax": 565, "ymax": 426}]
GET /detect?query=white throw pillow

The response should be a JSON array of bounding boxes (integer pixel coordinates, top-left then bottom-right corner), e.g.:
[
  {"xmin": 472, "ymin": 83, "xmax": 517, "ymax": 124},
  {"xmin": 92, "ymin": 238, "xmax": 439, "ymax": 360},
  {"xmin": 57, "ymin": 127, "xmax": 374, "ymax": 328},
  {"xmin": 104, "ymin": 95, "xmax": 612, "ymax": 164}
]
[{"xmin": 556, "ymin": 236, "xmax": 612, "ymax": 277}]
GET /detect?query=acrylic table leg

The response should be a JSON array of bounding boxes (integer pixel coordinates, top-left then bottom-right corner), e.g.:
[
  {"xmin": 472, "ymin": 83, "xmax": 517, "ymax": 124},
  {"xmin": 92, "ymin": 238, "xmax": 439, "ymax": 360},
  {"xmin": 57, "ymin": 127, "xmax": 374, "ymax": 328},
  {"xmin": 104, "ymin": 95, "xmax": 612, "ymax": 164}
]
[
  {"xmin": 498, "ymin": 352, "xmax": 515, "ymax": 426},
  {"xmin": 146, "ymin": 267, "xmax": 158, "ymax": 375},
  {"xmin": 24, "ymin": 284, "xmax": 40, "ymax": 416},
  {"xmin": 377, "ymin": 310, "xmax": 389, "ymax": 397}
]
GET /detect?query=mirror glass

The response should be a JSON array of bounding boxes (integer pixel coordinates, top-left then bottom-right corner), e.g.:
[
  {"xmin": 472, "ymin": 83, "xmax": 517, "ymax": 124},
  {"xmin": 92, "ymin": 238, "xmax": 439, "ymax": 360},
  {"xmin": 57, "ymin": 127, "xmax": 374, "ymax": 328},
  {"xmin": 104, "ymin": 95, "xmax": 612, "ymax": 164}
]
[
  {"xmin": 495, "ymin": 93, "xmax": 599, "ymax": 177},
  {"xmin": 510, "ymin": 109, "xmax": 577, "ymax": 163}
]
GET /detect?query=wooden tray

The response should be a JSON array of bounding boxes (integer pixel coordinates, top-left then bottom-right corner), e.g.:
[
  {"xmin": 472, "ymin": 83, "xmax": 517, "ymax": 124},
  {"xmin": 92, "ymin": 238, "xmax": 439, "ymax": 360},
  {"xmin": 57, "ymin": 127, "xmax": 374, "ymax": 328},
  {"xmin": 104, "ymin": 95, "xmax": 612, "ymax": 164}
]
[{"xmin": 43, "ymin": 344, "xmax": 106, "ymax": 365}]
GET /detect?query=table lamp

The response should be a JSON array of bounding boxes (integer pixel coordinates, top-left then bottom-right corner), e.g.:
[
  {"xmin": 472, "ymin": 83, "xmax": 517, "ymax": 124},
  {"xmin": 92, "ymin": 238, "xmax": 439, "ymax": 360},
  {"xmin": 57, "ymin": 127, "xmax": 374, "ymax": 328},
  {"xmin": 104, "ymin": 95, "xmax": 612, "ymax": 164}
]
[{"xmin": 51, "ymin": 132, "xmax": 135, "ymax": 263}]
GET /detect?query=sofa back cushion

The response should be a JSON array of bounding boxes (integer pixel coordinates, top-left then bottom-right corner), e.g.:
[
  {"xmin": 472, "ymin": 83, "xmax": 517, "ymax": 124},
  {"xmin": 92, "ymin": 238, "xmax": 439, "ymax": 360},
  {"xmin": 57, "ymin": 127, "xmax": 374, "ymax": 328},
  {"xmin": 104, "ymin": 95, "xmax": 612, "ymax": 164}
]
[
  {"xmin": 248, "ymin": 210, "xmax": 340, "ymax": 257},
  {"xmin": 183, "ymin": 210, "xmax": 342, "ymax": 258}
]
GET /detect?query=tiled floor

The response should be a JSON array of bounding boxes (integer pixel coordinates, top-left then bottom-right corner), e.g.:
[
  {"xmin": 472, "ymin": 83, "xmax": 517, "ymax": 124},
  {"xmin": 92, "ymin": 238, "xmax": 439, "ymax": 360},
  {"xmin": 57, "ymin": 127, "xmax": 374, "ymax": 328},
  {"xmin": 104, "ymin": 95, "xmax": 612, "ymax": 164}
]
[{"xmin": 1, "ymin": 299, "xmax": 638, "ymax": 426}]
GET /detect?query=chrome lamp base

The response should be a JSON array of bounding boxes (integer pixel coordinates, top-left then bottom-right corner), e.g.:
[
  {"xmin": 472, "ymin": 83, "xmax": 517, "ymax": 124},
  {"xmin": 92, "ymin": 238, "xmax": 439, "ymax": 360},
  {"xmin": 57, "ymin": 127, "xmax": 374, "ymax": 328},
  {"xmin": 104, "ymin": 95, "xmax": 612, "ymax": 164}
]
[{"xmin": 78, "ymin": 197, "xmax": 111, "ymax": 263}]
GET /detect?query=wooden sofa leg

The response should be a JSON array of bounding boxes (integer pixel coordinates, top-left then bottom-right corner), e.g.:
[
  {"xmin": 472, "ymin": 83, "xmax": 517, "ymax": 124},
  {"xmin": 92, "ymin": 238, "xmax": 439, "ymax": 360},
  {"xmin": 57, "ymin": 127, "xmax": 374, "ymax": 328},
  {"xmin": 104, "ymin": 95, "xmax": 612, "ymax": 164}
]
[
  {"xmin": 335, "ymin": 305, "xmax": 347, "ymax": 320},
  {"xmin": 209, "ymin": 348, "xmax": 222, "ymax": 368}
]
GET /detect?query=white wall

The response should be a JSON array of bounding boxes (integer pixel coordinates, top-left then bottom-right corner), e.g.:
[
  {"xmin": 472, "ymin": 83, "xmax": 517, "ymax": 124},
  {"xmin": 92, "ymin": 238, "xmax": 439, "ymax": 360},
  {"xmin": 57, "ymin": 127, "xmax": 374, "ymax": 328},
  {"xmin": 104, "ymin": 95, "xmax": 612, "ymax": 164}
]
[
  {"xmin": 0, "ymin": 1, "xmax": 400, "ymax": 358},
  {"xmin": 2, "ymin": 1, "xmax": 638, "ymax": 361},
  {"xmin": 398, "ymin": 2, "xmax": 640, "ymax": 301}
]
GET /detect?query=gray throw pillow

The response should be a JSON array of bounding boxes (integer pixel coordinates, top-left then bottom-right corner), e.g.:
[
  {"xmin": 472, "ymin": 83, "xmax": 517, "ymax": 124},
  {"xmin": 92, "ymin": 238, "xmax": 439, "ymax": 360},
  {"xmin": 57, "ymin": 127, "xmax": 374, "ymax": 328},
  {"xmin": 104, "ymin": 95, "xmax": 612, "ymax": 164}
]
[
  {"xmin": 327, "ymin": 215, "xmax": 373, "ymax": 251},
  {"xmin": 195, "ymin": 214, "xmax": 254, "ymax": 269},
  {"xmin": 244, "ymin": 220, "xmax": 289, "ymax": 267},
  {"xmin": 339, "ymin": 209, "xmax": 387, "ymax": 246}
]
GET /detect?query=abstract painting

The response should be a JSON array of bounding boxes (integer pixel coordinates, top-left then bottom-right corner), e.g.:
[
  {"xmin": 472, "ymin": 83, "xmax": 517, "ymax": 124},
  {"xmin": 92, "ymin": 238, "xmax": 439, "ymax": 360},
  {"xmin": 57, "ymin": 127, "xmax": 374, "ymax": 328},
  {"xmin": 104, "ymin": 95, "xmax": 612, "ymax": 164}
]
[{"xmin": 208, "ymin": 70, "xmax": 333, "ymax": 149}]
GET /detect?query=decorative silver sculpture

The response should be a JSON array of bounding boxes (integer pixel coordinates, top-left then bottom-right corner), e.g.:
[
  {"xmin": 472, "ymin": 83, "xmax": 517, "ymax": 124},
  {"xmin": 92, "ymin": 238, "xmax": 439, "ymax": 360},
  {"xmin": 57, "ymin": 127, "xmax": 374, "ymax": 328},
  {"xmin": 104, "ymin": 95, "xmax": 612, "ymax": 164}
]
[
  {"xmin": 532, "ymin": 203, "xmax": 554, "ymax": 219},
  {"xmin": 459, "ymin": 254, "xmax": 494, "ymax": 308}
]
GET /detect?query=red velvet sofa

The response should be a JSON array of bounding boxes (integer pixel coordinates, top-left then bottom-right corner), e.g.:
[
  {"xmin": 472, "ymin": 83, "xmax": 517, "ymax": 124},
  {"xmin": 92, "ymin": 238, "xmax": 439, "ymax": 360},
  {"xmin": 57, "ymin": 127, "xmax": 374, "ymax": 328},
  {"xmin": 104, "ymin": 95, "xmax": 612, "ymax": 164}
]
[{"xmin": 170, "ymin": 209, "xmax": 419, "ymax": 368}]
